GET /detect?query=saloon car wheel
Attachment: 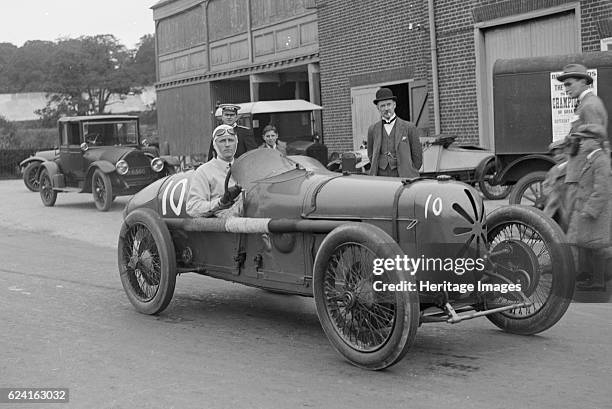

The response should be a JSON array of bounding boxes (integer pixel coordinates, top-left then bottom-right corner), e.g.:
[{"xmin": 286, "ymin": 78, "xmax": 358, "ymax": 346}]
[
  {"xmin": 39, "ymin": 169, "xmax": 57, "ymax": 207},
  {"xmin": 23, "ymin": 162, "xmax": 42, "ymax": 192},
  {"xmin": 313, "ymin": 223, "xmax": 419, "ymax": 370},
  {"xmin": 118, "ymin": 208, "xmax": 177, "ymax": 315},
  {"xmin": 485, "ymin": 206, "xmax": 574, "ymax": 335},
  {"xmin": 92, "ymin": 169, "xmax": 114, "ymax": 211},
  {"xmin": 477, "ymin": 160, "xmax": 511, "ymax": 200},
  {"xmin": 508, "ymin": 171, "xmax": 548, "ymax": 208}
]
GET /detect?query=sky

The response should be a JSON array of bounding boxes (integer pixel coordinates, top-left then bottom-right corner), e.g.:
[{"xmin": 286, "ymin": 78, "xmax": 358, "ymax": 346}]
[{"xmin": 1, "ymin": 1, "xmax": 160, "ymax": 49}]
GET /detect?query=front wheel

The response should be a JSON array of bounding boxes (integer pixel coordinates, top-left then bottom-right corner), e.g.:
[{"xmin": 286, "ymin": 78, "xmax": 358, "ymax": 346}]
[
  {"xmin": 118, "ymin": 208, "xmax": 177, "ymax": 315},
  {"xmin": 508, "ymin": 171, "xmax": 548, "ymax": 208},
  {"xmin": 23, "ymin": 162, "xmax": 42, "ymax": 192},
  {"xmin": 39, "ymin": 169, "xmax": 57, "ymax": 207},
  {"xmin": 92, "ymin": 169, "xmax": 114, "ymax": 211},
  {"xmin": 313, "ymin": 223, "xmax": 419, "ymax": 370},
  {"xmin": 485, "ymin": 206, "xmax": 575, "ymax": 335}
]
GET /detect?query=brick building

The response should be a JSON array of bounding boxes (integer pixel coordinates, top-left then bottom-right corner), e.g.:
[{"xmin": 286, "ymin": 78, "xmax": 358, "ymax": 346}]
[{"xmin": 152, "ymin": 0, "xmax": 612, "ymax": 156}]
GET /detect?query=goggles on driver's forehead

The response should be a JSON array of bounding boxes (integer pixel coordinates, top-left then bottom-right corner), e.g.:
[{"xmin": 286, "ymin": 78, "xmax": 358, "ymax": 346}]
[{"xmin": 213, "ymin": 127, "xmax": 236, "ymax": 138}]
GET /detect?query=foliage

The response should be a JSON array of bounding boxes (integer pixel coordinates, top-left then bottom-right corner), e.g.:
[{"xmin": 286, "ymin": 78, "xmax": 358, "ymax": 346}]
[
  {"xmin": 0, "ymin": 34, "xmax": 156, "ymax": 119},
  {"xmin": 0, "ymin": 114, "xmax": 18, "ymax": 149}
]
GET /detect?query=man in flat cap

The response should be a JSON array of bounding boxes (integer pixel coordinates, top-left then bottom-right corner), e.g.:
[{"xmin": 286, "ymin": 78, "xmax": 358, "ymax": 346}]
[
  {"xmin": 207, "ymin": 104, "xmax": 258, "ymax": 161},
  {"xmin": 187, "ymin": 124, "xmax": 243, "ymax": 218},
  {"xmin": 558, "ymin": 63, "xmax": 609, "ymax": 184},
  {"xmin": 367, "ymin": 88, "xmax": 422, "ymax": 178}
]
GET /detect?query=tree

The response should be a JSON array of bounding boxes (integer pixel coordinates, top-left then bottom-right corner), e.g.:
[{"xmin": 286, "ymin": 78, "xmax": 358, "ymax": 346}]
[
  {"xmin": 128, "ymin": 34, "xmax": 156, "ymax": 86},
  {"xmin": 0, "ymin": 41, "xmax": 54, "ymax": 93},
  {"xmin": 41, "ymin": 34, "xmax": 135, "ymax": 116}
]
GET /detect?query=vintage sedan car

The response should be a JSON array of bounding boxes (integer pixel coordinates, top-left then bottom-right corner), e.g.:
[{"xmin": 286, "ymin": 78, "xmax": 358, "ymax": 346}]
[
  {"xmin": 328, "ymin": 135, "xmax": 511, "ymax": 200},
  {"xmin": 118, "ymin": 149, "xmax": 574, "ymax": 370},
  {"xmin": 20, "ymin": 148, "xmax": 59, "ymax": 192},
  {"xmin": 39, "ymin": 115, "xmax": 178, "ymax": 211}
]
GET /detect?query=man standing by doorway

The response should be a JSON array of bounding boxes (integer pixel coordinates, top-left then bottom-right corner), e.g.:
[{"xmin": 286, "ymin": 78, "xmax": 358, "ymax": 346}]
[{"xmin": 367, "ymin": 88, "xmax": 422, "ymax": 178}]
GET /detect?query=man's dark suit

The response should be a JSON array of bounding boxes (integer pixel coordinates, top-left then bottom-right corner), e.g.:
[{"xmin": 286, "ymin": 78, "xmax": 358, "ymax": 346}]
[
  {"xmin": 367, "ymin": 117, "xmax": 422, "ymax": 178},
  {"xmin": 207, "ymin": 125, "xmax": 258, "ymax": 161}
]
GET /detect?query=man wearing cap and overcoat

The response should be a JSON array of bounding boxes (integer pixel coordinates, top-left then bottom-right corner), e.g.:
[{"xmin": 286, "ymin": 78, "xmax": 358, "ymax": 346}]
[
  {"xmin": 564, "ymin": 124, "xmax": 612, "ymax": 291},
  {"xmin": 367, "ymin": 88, "xmax": 422, "ymax": 178},
  {"xmin": 187, "ymin": 124, "xmax": 243, "ymax": 218},
  {"xmin": 207, "ymin": 104, "xmax": 258, "ymax": 161}
]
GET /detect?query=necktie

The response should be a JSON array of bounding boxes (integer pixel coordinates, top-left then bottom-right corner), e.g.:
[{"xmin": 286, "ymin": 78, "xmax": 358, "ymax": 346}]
[{"xmin": 383, "ymin": 118, "xmax": 396, "ymax": 125}]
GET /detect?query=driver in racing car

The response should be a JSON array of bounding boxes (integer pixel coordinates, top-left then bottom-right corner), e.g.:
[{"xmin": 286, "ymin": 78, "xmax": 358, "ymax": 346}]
[{"xmin": 186, "ymin": 124, "xmax": 243, "ymax": 218}]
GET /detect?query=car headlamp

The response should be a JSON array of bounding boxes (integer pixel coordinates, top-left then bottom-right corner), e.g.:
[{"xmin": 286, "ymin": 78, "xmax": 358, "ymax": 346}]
[
  {"xmin": 116, "ymin": 159, "xmax": 129, "ymax": 175},
  {"xmin": 151, "ymin": 157, "xmax": 164, "ymax": 173}
]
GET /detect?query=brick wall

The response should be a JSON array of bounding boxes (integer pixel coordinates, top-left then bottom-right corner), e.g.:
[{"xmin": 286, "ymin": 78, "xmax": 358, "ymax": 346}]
[{"xmin": 318, "ymin": 0, "xmax": 611, "ymax": 150}]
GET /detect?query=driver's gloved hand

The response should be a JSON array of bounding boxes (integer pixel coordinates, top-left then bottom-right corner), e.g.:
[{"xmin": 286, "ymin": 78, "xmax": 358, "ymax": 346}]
[{"xmin": 220, "ymin": 185, "xmax": 242, "ymax": 206}]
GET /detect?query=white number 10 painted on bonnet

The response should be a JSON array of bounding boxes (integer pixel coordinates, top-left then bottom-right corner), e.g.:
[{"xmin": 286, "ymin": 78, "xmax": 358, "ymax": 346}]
[
  {"xmin": 162, "ymin": 178, "xmax": 188, "ymax": 216},
  {"xmin": 424, "ymin": 194, "xmax": 443, "ymax": 218}
]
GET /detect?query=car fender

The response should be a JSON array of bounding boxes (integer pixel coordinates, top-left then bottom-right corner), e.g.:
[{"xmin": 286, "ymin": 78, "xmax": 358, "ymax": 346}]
[
  {"xmin": 19, "ymin": 156, "xmax": 45, "ymax": 168},
  {"xmin": 89, "ymin": 160, "xmax": 116, "ymax": 174},
  {"xmin": 40, "ymin": 160, "xmax": 61, "ymax": 176},
  {"xmin": 160, "ymin": 155, "xmax": 180, "ymax": 168},
  {"xmin": 497, "ymin": 154, "xmax": 555, "ymax": 184}
]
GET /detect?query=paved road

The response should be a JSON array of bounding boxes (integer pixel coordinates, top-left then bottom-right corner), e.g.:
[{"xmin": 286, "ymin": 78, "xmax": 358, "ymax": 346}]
[{"xmin": 1, "ymin": 179, "xmax": 611, "ymax": 409}]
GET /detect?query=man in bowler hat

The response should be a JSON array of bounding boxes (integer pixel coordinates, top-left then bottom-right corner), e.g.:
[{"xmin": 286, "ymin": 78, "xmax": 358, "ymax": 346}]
[
  {"xmin": 207, "ymin": 104, "xmax": 258, "ymax": 161},
  {"xmin": 367, "ymin": 88, "xmax": 422, "ymax": 178}
]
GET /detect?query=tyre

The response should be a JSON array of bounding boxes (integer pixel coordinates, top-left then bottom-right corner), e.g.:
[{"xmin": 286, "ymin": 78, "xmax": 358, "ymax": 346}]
[
  {"xmin": 508, "ymin": 171, "xmax": 548, "ymax": 208},
  {"xmin": 92, "ymin": 169, "xmax": 114, "ymax": 211},
  {"xmin": 39, "ymin": 169, "xmax": 57, "ymax": 207},
  {"xmin": 313, "ymin": 223, "xmax": 419, "ymax": 370},
  {"xmin": 477, "ymin": 159, "xmax": 511, "ymax": 200},
  {"xmin": 485, "ymin": 205, "xmax": 575, "ymax": 335},
  {"xmin": 23, "ymin": 162, "xmax": 42, "ymax": 192},
  {"xmin": 118, "ymin": 208, "xmax": 177, "ymax": 315}
]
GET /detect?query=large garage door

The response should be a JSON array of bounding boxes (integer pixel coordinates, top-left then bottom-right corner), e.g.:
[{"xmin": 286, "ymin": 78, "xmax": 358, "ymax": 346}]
[{"xmin": 480, "ymin": 10, "xmax": 579, "ymax": 148}]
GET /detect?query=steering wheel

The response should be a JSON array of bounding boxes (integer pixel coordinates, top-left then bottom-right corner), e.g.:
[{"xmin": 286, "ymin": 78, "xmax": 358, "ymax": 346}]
[{"xmin": 86, "ymin": 133, "xmax": 100, "ymax": 145}]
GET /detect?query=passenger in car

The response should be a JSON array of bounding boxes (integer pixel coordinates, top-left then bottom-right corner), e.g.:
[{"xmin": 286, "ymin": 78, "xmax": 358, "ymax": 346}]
[
  {"xmin": 258, "ymin": 124, "xmax": 287, "ymax": 154},
  {"xmin": 186, "ymin": 124, "xmax": 243, "ymax": 218}
]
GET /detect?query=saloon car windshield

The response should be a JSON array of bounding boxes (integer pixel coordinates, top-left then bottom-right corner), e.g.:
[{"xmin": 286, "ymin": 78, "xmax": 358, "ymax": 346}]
[{"xmin": 83, "ymin": 120, "xmax": 139, "ymax": 146}]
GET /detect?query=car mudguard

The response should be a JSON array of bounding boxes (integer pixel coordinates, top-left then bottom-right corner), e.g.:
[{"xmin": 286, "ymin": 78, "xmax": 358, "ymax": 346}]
[
  {"xmin": 89, "ymin": 160, "xmax": 116, "ymax": 174},
  {"xmin": 40, "ymin": 161, "xmax": 61, "ymax": 176},
  {"xmin": 497, "ymin": 154, "xmax": 555, "ymax": 184},
  {"xmin": 19, "ymin": 156, "xmax": 47, "ymax": 168}
]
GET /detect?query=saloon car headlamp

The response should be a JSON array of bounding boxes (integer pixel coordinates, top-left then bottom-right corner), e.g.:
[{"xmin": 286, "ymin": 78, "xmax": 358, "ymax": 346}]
[
  {"xmin": 151, "ymin": 157, "xmax": 164, "ymax": 173},
  {"xmin": 115, "ymin": 160, "xmax": 129, "ymax": 175}
]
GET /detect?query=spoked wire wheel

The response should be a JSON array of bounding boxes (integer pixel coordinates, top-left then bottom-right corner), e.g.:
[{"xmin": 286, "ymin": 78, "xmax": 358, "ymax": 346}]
[
  {"xmin": 323, "ymin": 242, "xmax": 397, "ymax": 352},
  {"xmin": 122, "ymin": 224, "xmax": 162, "ymax": 302},
  {"xmin": 313, "ymin": 223, "xmax": 419, "ymax": 370},
  {"xmin": 508, "ymin": 171, "xmax": 547, "ymax": 208},
  {"xmin": 485, "ymin": 206, "xmax": 574, "ymax": 335},
  {"xmin": 118, "ymin": 208, "xmax": 176, "ymax": 315}
]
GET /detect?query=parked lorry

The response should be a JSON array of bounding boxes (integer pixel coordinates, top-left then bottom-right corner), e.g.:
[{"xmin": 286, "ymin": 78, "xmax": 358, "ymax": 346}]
[{"xmin": 490, "ymin": 51, "xmax": 612, "ymax": 206}]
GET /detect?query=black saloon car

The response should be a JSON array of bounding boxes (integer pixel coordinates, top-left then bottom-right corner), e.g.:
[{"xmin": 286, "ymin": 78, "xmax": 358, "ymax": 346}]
[{"xmin": 39, "ymin": 115, "xmax": 177, "ymax": 211}]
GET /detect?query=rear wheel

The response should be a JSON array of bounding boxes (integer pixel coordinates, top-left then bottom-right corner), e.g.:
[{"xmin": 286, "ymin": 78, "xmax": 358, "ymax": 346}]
[
  {"xmin": 39, "ymin": 169, "xmax": 57, "ymax": 207},
  {"xmin": 478, "ymin": 160, "xmax": 511, "ymax": 200},
  {"xmin": 485, "ymin": 206, "xmax": 574, "ymax": 335},
  {"xmin": 92, "ymin": 169, "xmax": 114, "ymax": 211},
  {"xmin": 508, "ymin": 171, "xmax": 548, "ymax": 208},
  {"xmin": 118, "ymin": 208, "xmax": 177, "ymax": 315},
  {"xmin": 23, "ymin": 162, "xmax": 41, "ymax": 192},
  {"xmin": 313, "ymin": 223, "xmax": 419, "ymax": 370}
]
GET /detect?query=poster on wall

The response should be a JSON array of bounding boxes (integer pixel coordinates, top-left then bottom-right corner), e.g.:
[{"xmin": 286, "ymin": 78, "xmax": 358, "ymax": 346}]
[{"xmin": 550, "ymin": 69, "xmax": 598, "ymax": 141}]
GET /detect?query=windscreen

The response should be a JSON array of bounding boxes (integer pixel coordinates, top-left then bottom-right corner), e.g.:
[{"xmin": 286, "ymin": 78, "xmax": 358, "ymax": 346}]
[
  {"xmin": 231, "ymin": 148, "xmax": 300, "ymax": 189},
  {"xmin": 83, "ymin": 120, "xmax": 138, "ymax": 146}
]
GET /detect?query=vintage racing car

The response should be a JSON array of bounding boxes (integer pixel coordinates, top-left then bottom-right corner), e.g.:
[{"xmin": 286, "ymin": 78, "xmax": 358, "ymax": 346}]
[{"xmin": 118, "ymin": 149, "xmax": 574, "ymax": 370}]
